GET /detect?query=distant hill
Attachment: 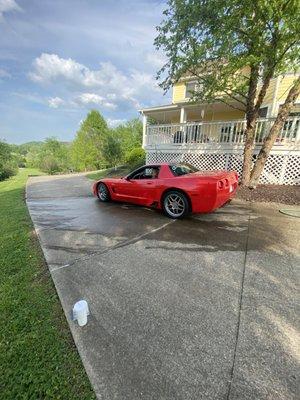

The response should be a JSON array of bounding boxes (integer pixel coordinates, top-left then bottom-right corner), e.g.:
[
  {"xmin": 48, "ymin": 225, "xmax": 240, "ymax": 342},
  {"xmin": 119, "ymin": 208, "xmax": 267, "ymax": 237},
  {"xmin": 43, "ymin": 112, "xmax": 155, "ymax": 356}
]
[
  {"xmin": 15, "ymin": 140, "xmax": 71, "ymax": 155},
  {"xmin": 16, "ymin": 141, "xmax": 43, "ymax": 155}
]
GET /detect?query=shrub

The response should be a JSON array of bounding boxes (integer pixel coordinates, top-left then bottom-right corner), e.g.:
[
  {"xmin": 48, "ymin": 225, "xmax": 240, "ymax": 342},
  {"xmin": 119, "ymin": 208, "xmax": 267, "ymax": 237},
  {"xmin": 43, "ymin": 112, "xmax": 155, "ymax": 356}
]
[
  {"xmin": 0, "ymin": 163, "xmax": 18, "ymax": 181},
  {"xmin": 125, "ymin": 147, "xmax": 145, "ymax": 168},
  {"xmin": 0, "ymin": 141, "xmax": 18, "ymax": 181}
]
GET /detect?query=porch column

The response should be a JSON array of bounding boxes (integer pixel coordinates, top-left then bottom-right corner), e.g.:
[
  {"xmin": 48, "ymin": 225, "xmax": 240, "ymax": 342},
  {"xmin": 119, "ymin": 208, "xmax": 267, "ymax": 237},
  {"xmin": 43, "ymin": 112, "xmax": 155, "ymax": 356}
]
[
  {"xmin": 142, "ymin": 114, "xmax": 148, "ymax": 148},
  {"xmin": 180, "ymin": 107, "xmax": 187, "ymax": 123},
  {"xmin": 179, "ymin": 107, "xmax": 187, "ymax": 143}
]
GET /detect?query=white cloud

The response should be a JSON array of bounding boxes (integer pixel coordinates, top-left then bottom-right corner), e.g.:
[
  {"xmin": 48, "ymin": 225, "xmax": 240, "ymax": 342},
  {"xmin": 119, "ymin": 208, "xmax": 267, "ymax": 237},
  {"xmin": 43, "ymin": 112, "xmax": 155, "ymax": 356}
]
[
  {"xmin": 107, "ymin": 118, "xmax": 127, "ymax": 127},
  {"xmin": 145, "ymin": 51, "xmax": 167, "ymax": 69},
  {"xmin": 48, "ymin": 96, "xmax": 65, "ymax": 108},
  {"xmin": 0, "ymin": 0, "xmax": 21, "ymax": 20},
  {"xmin": 75, "ymin": 93, "xmax": 116, "ymax": 109},
  {"xmin": 0, "ymin": 68, "xmax": 11, "ymax": 78},
  {"xmin": 29, "ymin": 53, "xmax": 164, "ymax": 111}
]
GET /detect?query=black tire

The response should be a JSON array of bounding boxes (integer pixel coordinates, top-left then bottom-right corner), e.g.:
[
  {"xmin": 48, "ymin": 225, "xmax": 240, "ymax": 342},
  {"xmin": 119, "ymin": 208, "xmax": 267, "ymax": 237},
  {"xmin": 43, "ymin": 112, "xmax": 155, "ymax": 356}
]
[
  {"xmin": 162, "ymin": 190, "xmax": 189, "ymax": 219},
  {"xmin": 97, "ymin": 182, "xmax": 110, "ymax": 202}
]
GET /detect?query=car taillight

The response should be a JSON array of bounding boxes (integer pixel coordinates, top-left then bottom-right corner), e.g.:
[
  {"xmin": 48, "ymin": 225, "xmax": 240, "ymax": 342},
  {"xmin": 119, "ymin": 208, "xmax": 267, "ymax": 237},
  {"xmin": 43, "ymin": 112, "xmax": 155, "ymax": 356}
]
[
  {"xmin": 218, "ymin": 180, "xmax": 224, "ymax": 189},
  {"xmin": 234, "ymin": 172, "xmax": 239, "ymax": 181}
]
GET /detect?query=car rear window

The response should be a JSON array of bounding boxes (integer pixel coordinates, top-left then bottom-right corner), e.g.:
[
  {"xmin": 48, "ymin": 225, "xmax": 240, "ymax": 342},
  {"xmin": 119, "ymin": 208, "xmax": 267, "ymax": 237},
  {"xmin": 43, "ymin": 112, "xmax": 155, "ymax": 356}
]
[{"xmin": 169, "ymin": 164, "xmax": 199, "ymax": 176}]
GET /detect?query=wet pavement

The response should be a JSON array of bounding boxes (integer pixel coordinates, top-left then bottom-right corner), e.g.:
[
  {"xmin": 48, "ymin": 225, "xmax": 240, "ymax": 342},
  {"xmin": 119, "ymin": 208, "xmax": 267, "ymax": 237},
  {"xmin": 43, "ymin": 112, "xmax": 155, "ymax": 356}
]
[{"xmin": 26, "ymin": 173, "xmax": 300, "ymax": 400}]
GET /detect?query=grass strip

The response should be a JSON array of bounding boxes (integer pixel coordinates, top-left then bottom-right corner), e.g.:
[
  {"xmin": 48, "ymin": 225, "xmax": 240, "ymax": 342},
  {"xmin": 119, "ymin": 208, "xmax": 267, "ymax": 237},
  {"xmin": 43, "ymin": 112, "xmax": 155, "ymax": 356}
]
[{"xmin": 0, "ymin": 169, "xmax": 95, "ymax": 399}]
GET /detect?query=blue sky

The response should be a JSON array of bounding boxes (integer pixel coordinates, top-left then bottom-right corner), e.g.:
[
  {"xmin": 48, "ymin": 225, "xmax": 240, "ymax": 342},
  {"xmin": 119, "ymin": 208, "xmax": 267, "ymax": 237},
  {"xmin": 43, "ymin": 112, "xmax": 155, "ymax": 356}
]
[{"xmin": 0, "ymin": 0, "xmax": 168, "ymax": 144}]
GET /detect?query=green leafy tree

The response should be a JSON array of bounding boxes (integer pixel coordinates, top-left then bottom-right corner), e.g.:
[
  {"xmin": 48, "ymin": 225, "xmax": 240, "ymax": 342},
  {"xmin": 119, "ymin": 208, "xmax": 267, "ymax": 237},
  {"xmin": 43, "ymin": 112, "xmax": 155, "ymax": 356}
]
[
  {"xmin": 16, "ymin": 141, "xmax": 43, "ymax": 157},
  {"xmin": 102, "ymin": 133, "xmax": 123, "ymax": 168},
  {"xmin": 42, "ymin": 138, "xmax": 69, "ymax": 174},
  {"xmin": 95, "ymin": 118, "xmax": 143, "ymax": 167},
  {"xmin": 0, "ymin": 141, "xmax": 18, "ymax": 180},
  {"xmin": 71, "ymin": 110, "xmax": 109, "ymax": 171},
  {"xmin": 32, "ymin": 138, "xmax": 70, "ymax": 174},
  {"xmin": 125, "ymin": 147, "xmax": 146, "ymax": 168},
  {"xmin": 112, "ymin": 119, "xmax": 143, "ymax": 157},
  {"xmin": 155, "ymin": 0, "xmax": 300, "ymax": 186}
]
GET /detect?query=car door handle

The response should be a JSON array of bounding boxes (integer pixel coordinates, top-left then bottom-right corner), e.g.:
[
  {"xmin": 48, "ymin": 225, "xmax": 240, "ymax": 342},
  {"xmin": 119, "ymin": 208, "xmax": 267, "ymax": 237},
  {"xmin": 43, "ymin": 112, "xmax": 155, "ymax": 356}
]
[{"xmin": 146, "ymin": 182, "xmax": 154, "ymax": 185}]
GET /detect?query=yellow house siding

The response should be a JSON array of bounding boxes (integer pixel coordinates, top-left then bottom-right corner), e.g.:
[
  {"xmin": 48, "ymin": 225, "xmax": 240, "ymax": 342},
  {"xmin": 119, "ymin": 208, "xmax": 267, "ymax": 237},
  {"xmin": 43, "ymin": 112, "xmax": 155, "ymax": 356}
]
[
  {"xmin": 170, "ymin": 73, "xmax": 300, "ymax": 114},
  {"xmin": 261, "ymin": 78, "xmax": 276, "ymax": 106},
  {"xmin": 172, "ymin": 82, "xmax": 186, "ymax": 103},
  {"xmin": 276, "ymin": 75, "xmax": 300, "ymax": 103}
]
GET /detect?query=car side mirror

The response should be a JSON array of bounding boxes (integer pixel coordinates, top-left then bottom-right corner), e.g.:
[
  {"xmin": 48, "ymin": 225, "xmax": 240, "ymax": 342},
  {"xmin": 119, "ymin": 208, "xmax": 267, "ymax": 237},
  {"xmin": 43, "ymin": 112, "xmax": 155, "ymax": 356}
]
[{"xmin": 125, "ymin": 176, "xmax": 131, "ymax": 181}]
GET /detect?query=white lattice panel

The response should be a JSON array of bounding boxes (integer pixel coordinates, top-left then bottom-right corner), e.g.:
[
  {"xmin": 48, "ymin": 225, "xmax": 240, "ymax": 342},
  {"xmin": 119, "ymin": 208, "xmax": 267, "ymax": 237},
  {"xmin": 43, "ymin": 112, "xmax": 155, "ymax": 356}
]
[
  {"xmin": 258, "ymin": 155, "xmax": 284, "ymax": 184},
  {"xmin": 227, "ymin": 154, "xmax": 244, "ymax": 176},
  {"xmin": 283, "ymin": 155, "xmax": 300, "ymax": 185},
  {"xmin": 146, "ymin": 151, "xmax": 300, "ymax": 185},
  {"xmin": 147, "ymin": 152, "xmax": 182, "ymax": 164},
  {"xmin": 182, "ymin": 153, "xmax": 228, "ymax": 170}
]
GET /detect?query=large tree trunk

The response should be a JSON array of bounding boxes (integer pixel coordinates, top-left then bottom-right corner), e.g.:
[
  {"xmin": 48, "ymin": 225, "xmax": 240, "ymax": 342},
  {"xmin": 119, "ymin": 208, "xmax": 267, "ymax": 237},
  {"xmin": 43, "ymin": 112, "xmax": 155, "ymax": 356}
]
[
  {"xmin": 241, "ymin": 67, "xmax": 273, "ymax": 186},
  {"xmin": 241, "ymin": 66, "xmax": 259, "ymax": 185},
  {"xmin": 242, "ymin": 121, "xmax": 256, "ymax": 186},
  {"xmin": 249, "ymin": 77, "xmax": 300, "ymax": 187}
]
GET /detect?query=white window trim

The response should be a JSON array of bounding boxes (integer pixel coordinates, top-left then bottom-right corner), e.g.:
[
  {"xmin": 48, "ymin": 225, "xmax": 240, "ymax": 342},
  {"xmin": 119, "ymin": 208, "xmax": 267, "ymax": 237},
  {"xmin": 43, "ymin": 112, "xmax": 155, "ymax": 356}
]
[{"xmin": 185, "ymin": 81, "xmax": 202, "ymax": 99}]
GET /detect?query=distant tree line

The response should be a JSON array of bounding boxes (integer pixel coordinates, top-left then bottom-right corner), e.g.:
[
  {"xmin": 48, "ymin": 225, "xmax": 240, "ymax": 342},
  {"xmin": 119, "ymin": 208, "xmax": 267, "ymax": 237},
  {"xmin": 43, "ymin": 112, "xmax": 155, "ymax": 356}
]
[{"xmin": 0, "ymin": 110, "xmax": 145, "ymax": 179}]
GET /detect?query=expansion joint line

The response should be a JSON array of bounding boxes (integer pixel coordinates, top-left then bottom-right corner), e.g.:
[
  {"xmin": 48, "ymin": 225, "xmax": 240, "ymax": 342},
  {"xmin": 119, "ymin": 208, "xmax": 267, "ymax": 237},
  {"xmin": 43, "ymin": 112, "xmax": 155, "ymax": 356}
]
[
  {"xmin": 51, "ymin": 219, "xmax": 175, "ymax": 272},
  {"xmin": 226, "ymin": 214, "xmax": 251, "ymax": 400}
]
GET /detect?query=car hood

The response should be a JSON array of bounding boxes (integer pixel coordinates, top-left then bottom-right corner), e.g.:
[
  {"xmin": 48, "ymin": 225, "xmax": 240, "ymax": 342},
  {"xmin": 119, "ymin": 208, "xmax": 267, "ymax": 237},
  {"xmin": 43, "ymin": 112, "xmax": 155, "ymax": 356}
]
[{"xmin": 97, "ymin": 177, "xmax": 123, "ymax": 183}]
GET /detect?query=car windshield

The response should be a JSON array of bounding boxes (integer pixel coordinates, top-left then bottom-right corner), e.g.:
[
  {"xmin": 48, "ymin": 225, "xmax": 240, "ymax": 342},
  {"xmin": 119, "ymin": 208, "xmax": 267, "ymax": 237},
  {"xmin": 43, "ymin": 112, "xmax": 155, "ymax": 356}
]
[{"xmin": 169, "ymin": 164, "xmax": 199, "ymax": 176}]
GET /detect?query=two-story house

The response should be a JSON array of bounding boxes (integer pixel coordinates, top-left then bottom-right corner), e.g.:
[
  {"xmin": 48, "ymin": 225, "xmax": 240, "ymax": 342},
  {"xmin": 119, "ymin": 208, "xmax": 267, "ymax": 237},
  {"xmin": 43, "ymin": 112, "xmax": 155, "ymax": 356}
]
[{"xmin": 140, "ymin": 73, "xmax": 300, "ymax": 185}]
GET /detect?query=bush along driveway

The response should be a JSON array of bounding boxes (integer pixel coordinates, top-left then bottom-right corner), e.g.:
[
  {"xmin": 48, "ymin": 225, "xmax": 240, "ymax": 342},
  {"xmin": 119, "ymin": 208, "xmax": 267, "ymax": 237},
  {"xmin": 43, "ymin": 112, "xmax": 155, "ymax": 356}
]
[{"xmin": 0, "ymin": 169, "xmax": 95, "ymax": 399}]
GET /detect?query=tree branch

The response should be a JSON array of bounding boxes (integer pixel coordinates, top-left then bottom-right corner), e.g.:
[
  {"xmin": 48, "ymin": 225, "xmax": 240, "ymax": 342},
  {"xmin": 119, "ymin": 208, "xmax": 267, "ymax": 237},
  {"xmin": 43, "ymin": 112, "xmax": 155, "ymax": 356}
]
[
  {"xmin": 186, "ymin": 67, "xmax": 247, "ymax": 108},
  {"xmin": 250, "ymin": 76, "xmax": 300, "ymax": 186},
  {"xmin": 214, "ymin": 97, "xmax": 246, "ymax": 113},
  {"xmin": 254, "ymin": 68, "xmax": 274, "ymax": 114},
  {"xmin": 221, "ymin": 89, "xmax": 248, "ymax": 107}
]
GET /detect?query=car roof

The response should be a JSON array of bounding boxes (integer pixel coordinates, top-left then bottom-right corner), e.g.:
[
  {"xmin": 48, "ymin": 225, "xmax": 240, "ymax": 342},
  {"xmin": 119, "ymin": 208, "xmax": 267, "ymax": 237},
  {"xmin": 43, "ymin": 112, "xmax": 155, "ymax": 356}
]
[
  {"xmin": 146, "ymin": 162, "xmax": 172, "ymax": 166},
  {"xmin": 146, "ymin": 162, "xmax": 193, "ymax": 168}
]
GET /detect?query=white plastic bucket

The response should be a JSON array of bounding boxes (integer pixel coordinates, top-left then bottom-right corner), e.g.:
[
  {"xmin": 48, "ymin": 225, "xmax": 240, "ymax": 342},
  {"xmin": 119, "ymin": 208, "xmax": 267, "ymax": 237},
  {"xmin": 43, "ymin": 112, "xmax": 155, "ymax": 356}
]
[{"xmin": 73, "ymin": 300, "xmax": 89, "ymax": 326}]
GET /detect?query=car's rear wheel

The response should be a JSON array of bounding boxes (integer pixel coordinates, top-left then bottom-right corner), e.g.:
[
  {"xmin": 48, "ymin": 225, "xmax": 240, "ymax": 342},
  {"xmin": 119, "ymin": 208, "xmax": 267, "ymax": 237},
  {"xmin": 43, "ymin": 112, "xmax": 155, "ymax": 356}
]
[
  {"xmin": 97, "ymin": 183, "xmax": 110, "ymax": 202},
  {"xmin": 162, "ymin": 190, "xmax": 189, "ymax": 219}
]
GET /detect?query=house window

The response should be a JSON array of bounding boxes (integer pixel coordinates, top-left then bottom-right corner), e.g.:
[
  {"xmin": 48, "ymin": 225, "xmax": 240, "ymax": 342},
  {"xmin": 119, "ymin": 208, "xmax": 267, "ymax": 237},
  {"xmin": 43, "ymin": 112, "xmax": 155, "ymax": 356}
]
[
  {"xmin": 185, "ymin": 81, "xmax": 202, "ymax": 99},
  {"xmin": 259, "ymin": 107, "xmax": 268, "ymax": 118},
  {"xmin": 278, "ymin": 104, "xmax": 300, "ymax": 140},
  {"xmin": 282, "ymin": 119, "xmax": 299, "ymax": 140}
]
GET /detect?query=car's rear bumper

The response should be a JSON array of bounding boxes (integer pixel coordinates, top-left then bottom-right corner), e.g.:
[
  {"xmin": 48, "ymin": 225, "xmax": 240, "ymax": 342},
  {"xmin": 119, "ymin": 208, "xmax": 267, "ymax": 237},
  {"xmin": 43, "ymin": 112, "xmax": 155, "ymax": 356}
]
[{"xmin": 191, "ymin": 177, "xmax": 238, "ymax": 213}]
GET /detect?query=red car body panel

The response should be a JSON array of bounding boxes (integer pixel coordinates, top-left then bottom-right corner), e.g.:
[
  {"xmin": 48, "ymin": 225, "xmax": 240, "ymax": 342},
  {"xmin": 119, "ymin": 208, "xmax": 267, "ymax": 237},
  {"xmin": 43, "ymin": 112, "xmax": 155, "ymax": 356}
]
[{"xmin": 92, "ymin": 163, "xmax": 238, "ymax": 213}]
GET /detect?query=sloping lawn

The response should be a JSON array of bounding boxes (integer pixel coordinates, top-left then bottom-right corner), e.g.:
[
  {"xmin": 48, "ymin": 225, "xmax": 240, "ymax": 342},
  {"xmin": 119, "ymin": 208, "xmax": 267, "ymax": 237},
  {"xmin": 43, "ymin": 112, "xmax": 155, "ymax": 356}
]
[{"xmin": 0, "ymin": 169, "xmax": 95, "ymax": 399}]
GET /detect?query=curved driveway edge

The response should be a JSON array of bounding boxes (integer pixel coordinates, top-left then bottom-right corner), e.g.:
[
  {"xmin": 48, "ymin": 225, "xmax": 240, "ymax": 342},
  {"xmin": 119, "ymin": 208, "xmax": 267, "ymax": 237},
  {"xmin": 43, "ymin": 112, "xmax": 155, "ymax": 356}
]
[{"xmin": 26, "ymin": 173, "xmax": 299, "ymax": 400}]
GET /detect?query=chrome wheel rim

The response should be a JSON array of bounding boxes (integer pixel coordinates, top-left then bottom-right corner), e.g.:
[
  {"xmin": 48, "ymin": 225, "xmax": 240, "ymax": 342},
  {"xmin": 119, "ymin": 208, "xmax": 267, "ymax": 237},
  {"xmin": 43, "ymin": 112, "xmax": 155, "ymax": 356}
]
[
  {"xmin": 164, "ymin": 194, "xmax": 185, "ymax": 217},
  {"xmin": 98, "ymin": 184, "xmax": 108, "ymax": 201}
]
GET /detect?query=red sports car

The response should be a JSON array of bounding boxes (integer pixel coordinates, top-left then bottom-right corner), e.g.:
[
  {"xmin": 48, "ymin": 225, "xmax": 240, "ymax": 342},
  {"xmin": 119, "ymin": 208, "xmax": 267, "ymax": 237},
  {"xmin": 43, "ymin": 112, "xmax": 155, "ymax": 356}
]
[{"xmin": 92, "ymin": 163, "xmax": 238, "ymax": 219}]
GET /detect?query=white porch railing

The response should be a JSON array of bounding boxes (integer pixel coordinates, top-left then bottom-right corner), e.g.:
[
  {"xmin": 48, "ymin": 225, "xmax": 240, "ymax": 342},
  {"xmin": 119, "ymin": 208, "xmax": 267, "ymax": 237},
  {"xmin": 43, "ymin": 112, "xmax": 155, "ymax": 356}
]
[{"xmin": 145, "ymin": 117, "xmax": 300, "ymax": 147}]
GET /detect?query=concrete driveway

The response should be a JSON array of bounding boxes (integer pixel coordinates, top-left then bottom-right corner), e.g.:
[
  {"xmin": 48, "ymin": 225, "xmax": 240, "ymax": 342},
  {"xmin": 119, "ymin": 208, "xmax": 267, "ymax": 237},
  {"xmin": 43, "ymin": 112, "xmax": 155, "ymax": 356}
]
[{"xmin": 26, "ymin": 173, "xmax": 299, "ymax": 400}]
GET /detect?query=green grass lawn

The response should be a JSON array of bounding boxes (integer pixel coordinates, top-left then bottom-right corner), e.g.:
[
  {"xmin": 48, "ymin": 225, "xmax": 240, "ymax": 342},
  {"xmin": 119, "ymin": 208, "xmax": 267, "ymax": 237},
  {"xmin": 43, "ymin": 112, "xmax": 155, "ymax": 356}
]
[
  {"xmin": 0, "ymin": 169, "xmax": 95, "ymax": 399},
  {"xmin": 86, "ymin": 165, "xmax": 133, "ymax": 181}
]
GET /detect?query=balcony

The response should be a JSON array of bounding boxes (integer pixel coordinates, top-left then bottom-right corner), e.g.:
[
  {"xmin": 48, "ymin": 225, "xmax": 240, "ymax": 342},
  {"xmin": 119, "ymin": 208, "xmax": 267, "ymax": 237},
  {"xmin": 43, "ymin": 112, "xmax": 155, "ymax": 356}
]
[{"xmin": 144, "ymin": 117, "xmax": 300, "ymax": 151}]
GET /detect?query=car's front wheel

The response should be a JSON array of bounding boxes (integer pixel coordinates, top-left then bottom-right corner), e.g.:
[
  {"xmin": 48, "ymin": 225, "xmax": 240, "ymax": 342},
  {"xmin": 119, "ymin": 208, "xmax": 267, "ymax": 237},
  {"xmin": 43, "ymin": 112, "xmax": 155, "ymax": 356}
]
[
  {"xmin": 162, "ymin": 190, "xmax": 189, "ymax": 219},
  {"xmin": 97, "ymin": 183, "xmax": 110, "ymax": 202}
]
